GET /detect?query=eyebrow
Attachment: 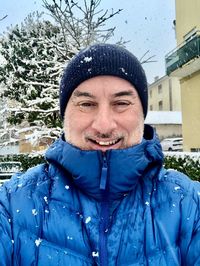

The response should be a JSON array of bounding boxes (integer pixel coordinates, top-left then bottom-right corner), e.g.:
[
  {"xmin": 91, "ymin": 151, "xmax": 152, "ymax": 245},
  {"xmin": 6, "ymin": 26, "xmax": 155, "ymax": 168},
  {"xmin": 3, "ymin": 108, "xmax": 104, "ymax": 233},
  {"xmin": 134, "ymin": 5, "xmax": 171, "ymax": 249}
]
[
  {"xmin": 72, "ymin": 89, "xmax": 136, "ymax": 99},
  {"xmin": 73, "ymin": 90, "xmax": 96, "ymax": 99},
  {"xmin": 113, "ymin": 90, "xmax": 136, "ymax": 98}
]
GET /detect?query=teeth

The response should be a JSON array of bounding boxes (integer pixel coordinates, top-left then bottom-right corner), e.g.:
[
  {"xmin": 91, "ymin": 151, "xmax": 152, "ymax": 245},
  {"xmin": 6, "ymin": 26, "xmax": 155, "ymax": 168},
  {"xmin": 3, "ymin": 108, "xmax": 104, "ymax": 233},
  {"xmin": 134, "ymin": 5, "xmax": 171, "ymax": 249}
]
[{"xmin": 96, "ymin": 139, "xmax": 118, "ymax": 146}]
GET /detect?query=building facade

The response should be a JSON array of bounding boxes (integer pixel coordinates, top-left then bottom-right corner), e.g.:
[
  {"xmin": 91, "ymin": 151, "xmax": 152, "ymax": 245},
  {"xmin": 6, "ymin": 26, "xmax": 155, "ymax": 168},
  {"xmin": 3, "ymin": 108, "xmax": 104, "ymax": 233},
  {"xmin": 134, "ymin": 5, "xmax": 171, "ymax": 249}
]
[
  {"xmin": 165, "ymin": 0, "xmax": 200, "ymax": 151},
  {"xmin": 148, "ymin": 75, "xmax": 181, "ymax": 111},
  {"xmin": 145, "ymin": 111, "xmax": 182, "ymax": 140}
]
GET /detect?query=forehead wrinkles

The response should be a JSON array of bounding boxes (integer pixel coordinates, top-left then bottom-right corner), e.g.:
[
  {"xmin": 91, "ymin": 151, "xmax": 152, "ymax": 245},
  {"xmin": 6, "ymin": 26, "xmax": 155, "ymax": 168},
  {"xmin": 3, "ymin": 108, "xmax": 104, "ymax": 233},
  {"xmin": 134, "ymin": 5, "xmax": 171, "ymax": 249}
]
[
  {"xmin": 71, "ymin": 76, "xmax": 140, "ymax": 100},
  {"xmin": 72, "ymin": 89, "xmax": 138, "ymax": 101}
]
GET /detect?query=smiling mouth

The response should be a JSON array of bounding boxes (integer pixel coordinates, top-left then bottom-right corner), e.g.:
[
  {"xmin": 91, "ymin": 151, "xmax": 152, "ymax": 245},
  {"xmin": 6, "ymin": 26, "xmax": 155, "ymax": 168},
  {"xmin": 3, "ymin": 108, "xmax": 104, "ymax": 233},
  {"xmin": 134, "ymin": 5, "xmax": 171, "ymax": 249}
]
[{"xmin": 88, "ymin": 138, "xmax": 122, "ymax": 146}]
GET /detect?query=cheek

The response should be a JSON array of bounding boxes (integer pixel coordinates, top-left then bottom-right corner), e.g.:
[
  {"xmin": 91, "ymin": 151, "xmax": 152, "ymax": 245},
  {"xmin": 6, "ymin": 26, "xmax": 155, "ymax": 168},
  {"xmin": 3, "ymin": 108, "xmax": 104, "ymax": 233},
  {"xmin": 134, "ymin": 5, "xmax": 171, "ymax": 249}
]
[
  {"xmin": 121, "ymin": 111, "xmax": 144, "ymax": 142},
  {"xmin": 121, "ymin": 113, "xmax": 143, "ymax": 130},
  {"xmin": 64, "ymin": 117, "xmax": 81, "ymax": 135},
  {"xmin": 64, "ymin": 108, "xmax": 77, "ymax": 136},
  {"xmin": 64, "ymin": 111, "xmax": 91, "ymax": 136}
]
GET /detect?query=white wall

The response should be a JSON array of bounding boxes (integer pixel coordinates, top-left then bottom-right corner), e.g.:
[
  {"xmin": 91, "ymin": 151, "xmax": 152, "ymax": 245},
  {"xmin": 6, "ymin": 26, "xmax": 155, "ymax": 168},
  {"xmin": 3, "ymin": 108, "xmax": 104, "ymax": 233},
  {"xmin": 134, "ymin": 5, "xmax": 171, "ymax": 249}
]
[{"xmin": 0, "ymin": 144, "xmax": 19, "ymax": 155}]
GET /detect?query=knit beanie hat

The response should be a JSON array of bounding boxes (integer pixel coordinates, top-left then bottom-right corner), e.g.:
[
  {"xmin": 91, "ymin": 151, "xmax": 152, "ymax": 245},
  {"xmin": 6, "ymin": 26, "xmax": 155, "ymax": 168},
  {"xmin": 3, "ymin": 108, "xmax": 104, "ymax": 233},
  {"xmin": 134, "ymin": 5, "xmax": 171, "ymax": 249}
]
[{"xmin": 60, "ymin": 43, "xmax": 148, "ymax": 118}]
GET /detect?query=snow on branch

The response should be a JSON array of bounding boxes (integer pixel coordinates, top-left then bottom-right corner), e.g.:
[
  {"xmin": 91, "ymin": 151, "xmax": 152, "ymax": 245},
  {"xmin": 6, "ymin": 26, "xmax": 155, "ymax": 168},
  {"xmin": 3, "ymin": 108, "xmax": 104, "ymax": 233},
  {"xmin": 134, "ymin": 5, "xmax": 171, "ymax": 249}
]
[
  {"xmin": 19, "ymin": 78, "xmax": 58, "ymax": 88},
  {"xmin": 9, "ymin": 107, "xmax": 59, "ymax": 114}
]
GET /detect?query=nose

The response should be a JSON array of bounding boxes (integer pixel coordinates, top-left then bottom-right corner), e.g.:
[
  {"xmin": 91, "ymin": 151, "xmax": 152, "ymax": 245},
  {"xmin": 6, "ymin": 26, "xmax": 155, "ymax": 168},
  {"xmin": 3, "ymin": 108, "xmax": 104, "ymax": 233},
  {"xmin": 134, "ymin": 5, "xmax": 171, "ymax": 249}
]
[{"xmin": 91, "ymin": 106, "xmax": 117, "ymax": 134}]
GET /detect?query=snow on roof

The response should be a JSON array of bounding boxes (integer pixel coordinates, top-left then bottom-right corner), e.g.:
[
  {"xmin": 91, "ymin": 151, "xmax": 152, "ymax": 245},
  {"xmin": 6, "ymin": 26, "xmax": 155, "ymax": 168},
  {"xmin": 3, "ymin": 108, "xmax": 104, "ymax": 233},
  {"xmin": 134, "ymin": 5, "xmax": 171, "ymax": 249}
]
[{"xmin": 145, "ymin": 111, "xmax": 182, "ymax": 125}]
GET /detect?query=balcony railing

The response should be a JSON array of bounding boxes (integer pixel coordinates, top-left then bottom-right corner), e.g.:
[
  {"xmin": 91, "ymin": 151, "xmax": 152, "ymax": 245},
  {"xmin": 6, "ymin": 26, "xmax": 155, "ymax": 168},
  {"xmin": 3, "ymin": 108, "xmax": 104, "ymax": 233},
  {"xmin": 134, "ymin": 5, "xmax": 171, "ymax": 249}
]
[{"xmin": 165, "ymin": 34, "xmax": 200, "ymax": 76}]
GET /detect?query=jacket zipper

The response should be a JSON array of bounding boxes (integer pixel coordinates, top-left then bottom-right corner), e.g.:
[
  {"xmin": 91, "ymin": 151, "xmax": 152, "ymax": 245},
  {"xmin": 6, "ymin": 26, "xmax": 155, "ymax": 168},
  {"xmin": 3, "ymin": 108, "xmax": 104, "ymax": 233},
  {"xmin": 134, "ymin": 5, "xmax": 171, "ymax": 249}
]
[
  {"xmin": 100, "ymin": 155, "xmax": 108, "ymax": 190},
  {"xmin": 99, "ymin": 153, "xmax": 109, "ymax": 266}
]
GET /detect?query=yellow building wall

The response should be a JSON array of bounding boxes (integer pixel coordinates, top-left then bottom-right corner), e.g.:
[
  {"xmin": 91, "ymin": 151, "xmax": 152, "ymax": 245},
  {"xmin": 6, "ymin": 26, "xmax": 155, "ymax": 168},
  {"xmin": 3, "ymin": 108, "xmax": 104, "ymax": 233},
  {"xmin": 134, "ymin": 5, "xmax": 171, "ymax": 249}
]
[
  {"xmin": 19, "ymin": 131, "xmax": 53, "ymax": 153},
  {"xmin": 170, "ymin": 78, "xmax": 182, "ymax": 111},
  {"xmin": 152, "ymin": 124, "xmax": 182, "ymax": 141},
  {"xmin": 174, "ymin": 0, "xmax": 200, "ymax": 151},
  {"xmin": 148, "ymin": 76, "xmax": 181, "ymax": 111},
  {"xmin": 176, "ymin": 0, "xmax": 200, "ymax": 45},
  {"xmin": 181, "ymin": 70, "xmax": 200, "ymax": 151}
]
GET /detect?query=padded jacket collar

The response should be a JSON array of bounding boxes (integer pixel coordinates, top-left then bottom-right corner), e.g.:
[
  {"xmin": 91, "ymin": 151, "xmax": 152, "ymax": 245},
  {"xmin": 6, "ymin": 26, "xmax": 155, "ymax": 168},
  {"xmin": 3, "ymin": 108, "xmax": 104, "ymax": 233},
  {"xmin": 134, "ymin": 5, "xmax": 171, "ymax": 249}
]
[{"xmin": 45, "ymin": 125, "xmax": 164, "ymax": 201}]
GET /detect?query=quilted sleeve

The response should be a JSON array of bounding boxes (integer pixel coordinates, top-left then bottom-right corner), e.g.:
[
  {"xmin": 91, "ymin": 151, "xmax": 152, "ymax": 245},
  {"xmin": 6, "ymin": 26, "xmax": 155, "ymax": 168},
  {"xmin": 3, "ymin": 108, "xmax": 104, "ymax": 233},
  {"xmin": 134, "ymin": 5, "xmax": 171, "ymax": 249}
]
[
  {"xmin": 183, "ymin": 182, "xmax": 200, "ymax": 265},
  {"xmin": 186, "ymin": 218, "xmax": 200, "ymax": 265},
  {"xmin": 0, "ymin": 184, "xmax": 13, "ymax": 266}
]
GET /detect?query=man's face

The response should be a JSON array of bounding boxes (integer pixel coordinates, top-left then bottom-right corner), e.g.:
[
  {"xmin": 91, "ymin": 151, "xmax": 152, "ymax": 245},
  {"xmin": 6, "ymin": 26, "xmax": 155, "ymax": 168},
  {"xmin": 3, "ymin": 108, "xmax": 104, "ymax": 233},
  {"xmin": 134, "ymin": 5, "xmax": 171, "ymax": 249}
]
[{"xmin": 64, "ymin": 76, "xmax": 144, "ymax": 152}]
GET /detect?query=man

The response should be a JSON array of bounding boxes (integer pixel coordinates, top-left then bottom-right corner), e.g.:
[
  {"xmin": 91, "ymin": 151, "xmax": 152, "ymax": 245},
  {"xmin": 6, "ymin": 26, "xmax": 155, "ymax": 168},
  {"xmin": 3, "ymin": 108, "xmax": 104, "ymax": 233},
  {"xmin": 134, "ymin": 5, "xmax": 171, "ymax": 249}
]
[{"xmin": 0, "ymin": 43, "xmax": 200, "ymax": 265}]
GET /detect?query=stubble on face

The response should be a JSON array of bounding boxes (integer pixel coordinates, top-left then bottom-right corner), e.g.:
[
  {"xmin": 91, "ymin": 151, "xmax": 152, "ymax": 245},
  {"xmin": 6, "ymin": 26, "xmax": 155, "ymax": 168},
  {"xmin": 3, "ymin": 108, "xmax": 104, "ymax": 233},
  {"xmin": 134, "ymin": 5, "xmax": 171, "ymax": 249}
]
[
  {"xmin": 63, "ymin": 76, "xmax": 145, "ymax": 151},
  {"xmin": 64, "ymin": 104, "xmax": 144, "ymax": 151}
]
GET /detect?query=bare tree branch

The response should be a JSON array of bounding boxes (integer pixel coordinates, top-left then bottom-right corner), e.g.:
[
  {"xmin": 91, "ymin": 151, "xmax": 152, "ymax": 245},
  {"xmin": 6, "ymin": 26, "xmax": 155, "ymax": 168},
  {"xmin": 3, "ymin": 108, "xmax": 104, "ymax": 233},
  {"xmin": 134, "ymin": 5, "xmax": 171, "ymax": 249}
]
[
  {"xmin": 0, "ymin": 15, "xmax": 8, "ymax": 21},
  {"xmin": 140, "ymin": 50, "xmax": 157, "ymax": 64},
  {"xmin": 42, "ymin": 0, "xmax": 125, "ymax": 48}
]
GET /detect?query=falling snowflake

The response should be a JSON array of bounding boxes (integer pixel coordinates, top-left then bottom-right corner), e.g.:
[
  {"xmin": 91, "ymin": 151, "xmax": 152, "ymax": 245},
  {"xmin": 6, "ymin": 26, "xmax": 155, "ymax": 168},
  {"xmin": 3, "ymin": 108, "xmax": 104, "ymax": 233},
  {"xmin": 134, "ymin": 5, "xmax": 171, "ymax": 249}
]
[
  {"xmin": 145, "ymin": 201, "xmax": 150, "ymax": 206},
  {"xmin": 35, "ymin": 238, "xmax": 42, "ymax": 247},
  {"xmin": 119, "ymin": 67, "xmax": 128, "ymax": 75},
  {"xmin": 44, "ymin": 196, "xmax": 48, "ymax": 204},
  {"xmin": 85, "ymin": 216, "xmax": 91, "ymax": 224},
  {"xmin": 174, "ymin": 186, "xmax": 180, "ymax": 191},
  {"xmin": 65, "ymin": 185, "xmax": 70, "ymax": 190},
  {"xmin": 92, "ymin": 251, "xmax": 99, "ymax": 257},
  {"xmin": 32, "ymin": 209, "xmax": 38, "ymax": 216},
  {"xmin": 84, "ymin": 56, "xmax": 92, "ymax": 62}
]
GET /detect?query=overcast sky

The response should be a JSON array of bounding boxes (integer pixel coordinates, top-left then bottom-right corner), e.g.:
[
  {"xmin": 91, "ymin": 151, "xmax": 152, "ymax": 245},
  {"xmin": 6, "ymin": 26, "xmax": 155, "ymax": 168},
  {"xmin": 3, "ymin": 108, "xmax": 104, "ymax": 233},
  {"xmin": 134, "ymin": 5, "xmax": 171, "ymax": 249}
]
[{"xmin": 0, "ymin": 0, "xmax": 177, "ymax": 84}]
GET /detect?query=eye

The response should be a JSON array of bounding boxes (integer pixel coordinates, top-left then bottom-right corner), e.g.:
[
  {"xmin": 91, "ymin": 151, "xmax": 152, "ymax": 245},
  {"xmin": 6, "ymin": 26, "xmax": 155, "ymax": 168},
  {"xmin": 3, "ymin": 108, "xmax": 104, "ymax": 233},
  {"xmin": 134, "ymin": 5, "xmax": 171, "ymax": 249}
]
[
  {"xmin": 115, "ymin": 101, "xmax": 130, "ymax": 106},
  {"xmin": 80, "ymin": 102, "xmax": 94, "ymax": 107},
  {"xmin": 112, "ymin": 101, "xmax": 133, "ymax": 111},
  {"xmin": 77, "ymin": 101, "xmax": 97, "ymax": 112}
]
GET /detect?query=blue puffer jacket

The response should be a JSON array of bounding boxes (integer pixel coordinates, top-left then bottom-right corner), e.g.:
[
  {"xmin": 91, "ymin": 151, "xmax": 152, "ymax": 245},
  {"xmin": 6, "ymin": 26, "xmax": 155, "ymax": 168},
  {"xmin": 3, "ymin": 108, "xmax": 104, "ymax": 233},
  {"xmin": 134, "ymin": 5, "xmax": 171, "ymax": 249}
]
[{"xmin": 0, "ymin": 125, "xmax": 200, "ymax": 265}]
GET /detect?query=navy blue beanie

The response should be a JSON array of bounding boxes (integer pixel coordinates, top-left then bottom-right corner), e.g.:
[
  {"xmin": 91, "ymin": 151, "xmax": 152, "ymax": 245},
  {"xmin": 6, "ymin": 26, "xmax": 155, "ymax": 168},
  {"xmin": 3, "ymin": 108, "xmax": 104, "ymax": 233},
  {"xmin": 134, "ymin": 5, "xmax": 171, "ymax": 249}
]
[{"xmin": 60, "ymin": 43, "xmax": 148, "ymax": 118}]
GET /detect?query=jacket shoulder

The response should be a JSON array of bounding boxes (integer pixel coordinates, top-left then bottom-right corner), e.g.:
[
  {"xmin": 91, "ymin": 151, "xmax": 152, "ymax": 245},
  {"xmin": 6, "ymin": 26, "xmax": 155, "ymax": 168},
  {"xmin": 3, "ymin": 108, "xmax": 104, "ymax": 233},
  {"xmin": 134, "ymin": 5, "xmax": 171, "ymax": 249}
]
[
  {"xmin": 159, "ymin": 168, "xmax": 200, "ymax": 202},
  {"xmin": 4, "ymin": 163, "xmax": 50, "ymax": 193}
]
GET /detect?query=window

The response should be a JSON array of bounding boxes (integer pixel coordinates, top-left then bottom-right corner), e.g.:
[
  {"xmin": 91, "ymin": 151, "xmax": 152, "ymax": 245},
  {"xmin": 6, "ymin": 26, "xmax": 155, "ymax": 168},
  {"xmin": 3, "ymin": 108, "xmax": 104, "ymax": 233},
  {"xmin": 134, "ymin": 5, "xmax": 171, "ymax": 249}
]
[
  {"xmin": 158, "ymin": 100, "xmax": 163, "ymax": 110},
  {"xmin": 150, "ymin": 105, "xmax": 153, "ymax": 110},
  {"xmin": 149, "ymin": 90, "xmax": 152, "ymax": 98},
  {"xmin": 158, "ymin": 84, "xmax": 162, "ymax": 94},
  {"xmin": 191, "ymin": 148, "xmax": 200, "ymax": 152}
]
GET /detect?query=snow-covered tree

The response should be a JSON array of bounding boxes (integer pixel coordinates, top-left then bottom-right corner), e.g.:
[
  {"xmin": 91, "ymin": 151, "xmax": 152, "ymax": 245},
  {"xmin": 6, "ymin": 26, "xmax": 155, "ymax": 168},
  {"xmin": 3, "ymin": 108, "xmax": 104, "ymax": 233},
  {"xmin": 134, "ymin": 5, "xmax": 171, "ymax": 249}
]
[
  {"xmin": 0, "ymin": 12, "xmax": 65, "ymax": 130},
  {"xmin": 0, "ymin": 1, "xmax": 124, "ymax": 148}
]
